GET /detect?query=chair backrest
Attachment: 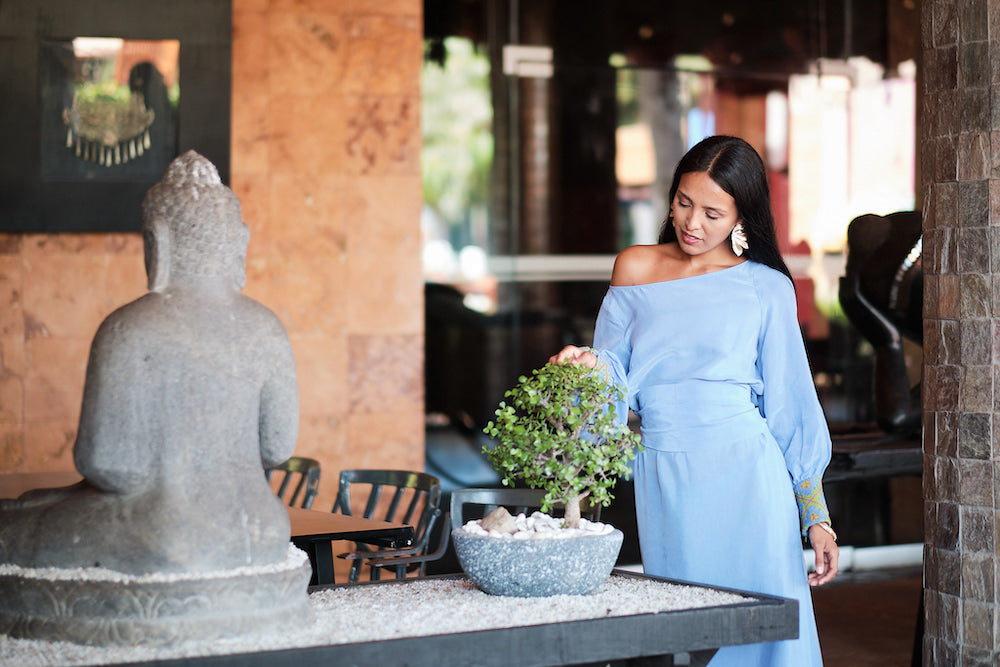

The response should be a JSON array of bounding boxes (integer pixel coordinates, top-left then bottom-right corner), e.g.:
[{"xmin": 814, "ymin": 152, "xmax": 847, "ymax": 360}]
[
  {"xmin": 449, "ymin": 487, "xmax": 601, "ymax": 531},
  {"xmin": 333, "ymin": 470, "xmax": 445, "ymax": 582},
  {"xmin": 333, "ymin": 469, "xmax": 442, "ymax": 526},
  {"xmin": 264, "ymin": 456, "xmax": 322, "ymax": 509}
]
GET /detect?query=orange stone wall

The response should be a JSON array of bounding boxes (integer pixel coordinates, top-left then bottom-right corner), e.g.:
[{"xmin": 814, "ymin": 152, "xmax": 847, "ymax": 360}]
[
  {"xmin": 0, "ymin": 235, "xmax": 148, "ymax": 473},
  {"xmin": 0, "ymin": 0, "xmax": 426, "ymax": 512}
]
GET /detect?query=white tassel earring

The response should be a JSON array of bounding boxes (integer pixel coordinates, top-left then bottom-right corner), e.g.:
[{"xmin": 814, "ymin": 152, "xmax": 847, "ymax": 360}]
[{"xmin": 730, "ymin": 222, "xmax": 749, "ymax": 256}]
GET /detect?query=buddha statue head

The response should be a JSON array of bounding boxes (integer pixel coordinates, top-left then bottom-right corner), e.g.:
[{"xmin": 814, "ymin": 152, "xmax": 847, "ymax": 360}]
[{"xmin": 140, "ymin": 150, "xmax": 250, "ymax": 292}]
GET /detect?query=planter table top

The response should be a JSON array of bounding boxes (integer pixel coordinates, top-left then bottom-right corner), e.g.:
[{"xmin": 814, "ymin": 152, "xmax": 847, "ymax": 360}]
[
  {"xmin": 14, "ymin": 571, "xmax": 799, "ymax": 667},
  {"xmin": 1, "ymin": 475, "xmax": 797, "ymax": 665}
]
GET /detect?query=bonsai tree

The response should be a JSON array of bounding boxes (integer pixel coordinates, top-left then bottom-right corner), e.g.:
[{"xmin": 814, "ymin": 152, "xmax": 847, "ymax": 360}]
[{"xmin": 483, "ymin": 362, "xmax": 642, "ymax": 529}]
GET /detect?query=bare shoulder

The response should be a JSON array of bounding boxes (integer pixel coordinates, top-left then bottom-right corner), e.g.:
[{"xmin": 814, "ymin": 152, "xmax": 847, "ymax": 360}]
[
  {"xmin": 611, "ymin": 245, "xmax": 657, "ymax": 285},
  {"xmin": 611, "ymin": 244, "xmax": 680, "ymax": 286}
]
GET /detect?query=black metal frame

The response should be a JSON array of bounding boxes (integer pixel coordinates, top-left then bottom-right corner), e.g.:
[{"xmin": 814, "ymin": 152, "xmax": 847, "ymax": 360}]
[{"xmin": 0, "ymin": 0, "xmax": 231, "ymax": 232}]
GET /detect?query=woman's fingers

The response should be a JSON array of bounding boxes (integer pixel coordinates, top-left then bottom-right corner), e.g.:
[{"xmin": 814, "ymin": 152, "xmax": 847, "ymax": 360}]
[
  {"xmin": 548, "ymin": 346, "xmax": 598, "ymax": 368},
  {"xmin": 807, "ymin": 529, "xmax": 839, "ymax": 587},
  {"xmin": 549, "ymin": 345, "xmax": 582, "ymax": 364}
]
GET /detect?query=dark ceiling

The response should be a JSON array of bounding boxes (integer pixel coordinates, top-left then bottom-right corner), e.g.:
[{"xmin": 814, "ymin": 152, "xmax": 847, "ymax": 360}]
[{"xmin": 425, "ymin": 0, "xmax": 917, "ymax": 76}]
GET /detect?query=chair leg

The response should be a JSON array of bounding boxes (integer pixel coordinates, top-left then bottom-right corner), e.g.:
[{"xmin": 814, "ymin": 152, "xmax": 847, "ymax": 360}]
[{"xmin": 349, "ymin": 559, "xmax": 362, "ymax": 584}]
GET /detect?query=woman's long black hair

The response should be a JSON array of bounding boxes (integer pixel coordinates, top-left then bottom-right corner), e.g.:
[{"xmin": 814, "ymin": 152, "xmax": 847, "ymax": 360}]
[{"xmin": 658, "ymin": 135, "xmax": 792, "ymax": 282}]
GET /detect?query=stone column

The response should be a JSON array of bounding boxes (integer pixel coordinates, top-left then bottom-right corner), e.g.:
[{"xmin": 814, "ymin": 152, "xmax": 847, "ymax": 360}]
[{"xmin": 921, "ymin": 0, "xmax": 999, "ymax": 662}]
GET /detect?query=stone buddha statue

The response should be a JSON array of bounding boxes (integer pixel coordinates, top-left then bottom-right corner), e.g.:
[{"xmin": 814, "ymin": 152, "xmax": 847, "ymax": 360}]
[{"xmin": 0, "ymin": 151, "xmax": 299, "ymax": 576}]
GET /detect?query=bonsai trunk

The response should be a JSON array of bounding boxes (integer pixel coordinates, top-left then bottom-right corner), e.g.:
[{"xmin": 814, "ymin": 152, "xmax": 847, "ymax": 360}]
[{"xmin": 564, "ymin": 492, "xmax": 588, "ymax": 529}]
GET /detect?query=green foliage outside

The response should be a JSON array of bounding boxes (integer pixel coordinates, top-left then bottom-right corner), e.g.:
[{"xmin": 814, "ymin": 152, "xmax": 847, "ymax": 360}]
[
  {"xmin": 483, "ymin": 362, "xmax": 642, "ymax": 528},
  {"xmin": 816, "ymin": 292, "xmax": 850, "ymax": 328},
  {"xmin": 421, "ymin": 38, "xmax": 493, "ymax": 231},
  {"xmin": 74, "ymin": 80, "xmax": 180, "ymax": 112},
  {"xmin": 75, "ymin": 81, "xmax": 133, "ymax": 104}
]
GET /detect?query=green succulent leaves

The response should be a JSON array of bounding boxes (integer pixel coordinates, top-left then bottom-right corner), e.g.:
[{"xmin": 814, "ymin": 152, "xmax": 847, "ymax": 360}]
[{"xmin": 483, "ymin": 362, "xmax": 642, "ymax": 528}]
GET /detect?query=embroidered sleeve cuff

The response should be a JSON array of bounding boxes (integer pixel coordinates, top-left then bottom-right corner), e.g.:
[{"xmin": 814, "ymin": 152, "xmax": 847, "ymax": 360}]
[
  {"xmin": 590, "ymin": 350, "xmax": 617, "ymax": 385},
  {"xmin": 794, "ymin": 477, "xmax": 830, "ymax": 535}
]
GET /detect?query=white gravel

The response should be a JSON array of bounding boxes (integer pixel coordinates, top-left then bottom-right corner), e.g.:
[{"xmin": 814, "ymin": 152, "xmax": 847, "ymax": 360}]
[
  {"xmin": 0, "ymin": 573, "xmax": 749, "ymax": 666},
  {"xmin": 462, "ymin": 511, "xmax": 616, "ymax": 539}
]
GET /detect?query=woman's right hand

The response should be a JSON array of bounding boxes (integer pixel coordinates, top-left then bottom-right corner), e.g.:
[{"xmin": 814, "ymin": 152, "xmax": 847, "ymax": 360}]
[{"xmin": 548, "ymin": 345, "xmax": 598, "ymax": 368}]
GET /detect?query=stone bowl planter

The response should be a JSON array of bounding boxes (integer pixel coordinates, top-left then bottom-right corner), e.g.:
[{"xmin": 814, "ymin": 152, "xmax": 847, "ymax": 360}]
[{"xmin": 452, "ymin": 526, "xmax": 623, "ymax": 597}]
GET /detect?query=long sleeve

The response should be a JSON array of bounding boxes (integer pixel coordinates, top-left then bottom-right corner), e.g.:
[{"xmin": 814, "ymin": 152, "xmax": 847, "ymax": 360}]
[
  {"xmin": 591, "ymin": 290, "xmax": 635, "ymax": 414},
  {"xmin": 753, "ymin": 271, "xmax": 833, "ymax": 533}
]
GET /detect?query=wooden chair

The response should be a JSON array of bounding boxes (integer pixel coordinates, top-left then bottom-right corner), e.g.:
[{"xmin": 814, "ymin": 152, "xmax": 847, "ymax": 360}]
[
  {"xmin": 265, "ymin": 456, "xmax": 321, "ymax": 509},
  {"xmin": 333, "ymin": 469, "xmax": 444, "ymax": 583},
  {"xmin": 449, "ymin": 487, "xmax": 601, "ymax": 532}
]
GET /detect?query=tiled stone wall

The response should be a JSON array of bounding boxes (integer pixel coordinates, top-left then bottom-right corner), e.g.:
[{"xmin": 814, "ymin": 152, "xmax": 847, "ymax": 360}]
[
  {"xmin": 0, "ymin": 235, "xmax": 147, "ymax": 472},
  {"xmin": 920, "ymin": 0, "xmax": 999, "ymax": 662},
  {"xmin": 0, "ymin": 0, "xmax": 426, "ymax": 511}
]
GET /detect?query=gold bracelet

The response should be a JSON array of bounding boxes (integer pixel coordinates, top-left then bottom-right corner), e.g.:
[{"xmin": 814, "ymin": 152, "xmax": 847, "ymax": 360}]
[{"xmin": 812, "ymin": 521, "xmax": 837, "ymax": 542}]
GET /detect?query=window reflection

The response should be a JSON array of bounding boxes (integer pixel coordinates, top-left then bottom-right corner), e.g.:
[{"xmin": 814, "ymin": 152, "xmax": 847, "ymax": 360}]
[
  {"xmin": 41, "ymin": 38, "xmax": 179, "ymax": 180},
  {"xmin": 421, "ymin": 41, "xmax": 917, "ymax": 430}
]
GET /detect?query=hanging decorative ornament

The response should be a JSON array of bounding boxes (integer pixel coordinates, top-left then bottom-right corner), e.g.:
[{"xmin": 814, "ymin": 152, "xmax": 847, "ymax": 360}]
[
  {"xmin": 61, "ymin": 91, "xmax": 155, "ymax": 167},
  {"xmin": 730, "ymin": 222, "xmax": 749, "ymax": 257}
]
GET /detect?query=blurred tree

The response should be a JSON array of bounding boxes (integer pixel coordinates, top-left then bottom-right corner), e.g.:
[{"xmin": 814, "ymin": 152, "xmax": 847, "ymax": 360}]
[{"xmin": 422, "ymin": 37, "xmax": 493, "ymax": 248}]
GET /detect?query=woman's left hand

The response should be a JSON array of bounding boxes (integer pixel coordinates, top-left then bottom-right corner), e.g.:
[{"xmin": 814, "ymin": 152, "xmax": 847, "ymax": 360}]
[{"xmin": 807, "ymin": 524, "xmax": 839, "ymax": 587}]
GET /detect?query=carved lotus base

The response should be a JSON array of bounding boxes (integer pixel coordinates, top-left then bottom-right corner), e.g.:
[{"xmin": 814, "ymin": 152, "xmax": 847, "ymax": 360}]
[{"xmin": 0, "ymin": 546, "xmax": 312, "ymax": 647}]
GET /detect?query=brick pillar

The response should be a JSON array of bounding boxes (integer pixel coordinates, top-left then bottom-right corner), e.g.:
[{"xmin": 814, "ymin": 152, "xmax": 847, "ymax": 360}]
[{"xmin": 920, "ymin": 0, "xmax": 999, "ymax": 662}]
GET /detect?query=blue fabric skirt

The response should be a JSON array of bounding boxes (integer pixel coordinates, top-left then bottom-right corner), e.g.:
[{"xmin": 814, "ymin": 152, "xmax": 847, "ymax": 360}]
[{"xmin": 633, "ymin": 417, "xmax": 823, "ymax": 666}]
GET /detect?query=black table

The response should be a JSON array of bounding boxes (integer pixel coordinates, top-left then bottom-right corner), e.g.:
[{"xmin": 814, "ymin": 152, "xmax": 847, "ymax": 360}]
[
  {"xmin": 826, "ymin": 430, "xmax": 922, "ymax": 483},
  {"xmin": 287, "ymin": 507, "xmax": 414, "ymax": 585},
  {"xmin": 112, "ymin": 571, "xmax": 798, "ymax": 667},
  {"xmin": 824, "ymin": 428, "xmax": 922, "ymax": 548}
]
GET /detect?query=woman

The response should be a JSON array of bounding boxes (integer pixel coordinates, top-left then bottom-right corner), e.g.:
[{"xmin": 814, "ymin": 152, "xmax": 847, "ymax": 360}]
[{"xmin": 551, "ymin": 135, "xmax": 838, "ymax": 665}]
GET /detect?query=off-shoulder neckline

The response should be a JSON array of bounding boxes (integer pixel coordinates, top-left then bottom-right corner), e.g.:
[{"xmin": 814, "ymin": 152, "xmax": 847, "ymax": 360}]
[{"xmin": 609, "ymin": 258, "xmax": 751, "ymax": 289}]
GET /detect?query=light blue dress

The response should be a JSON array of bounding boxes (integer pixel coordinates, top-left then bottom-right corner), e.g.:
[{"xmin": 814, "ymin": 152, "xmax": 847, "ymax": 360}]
[{"xmin": 592, "ymin": 259, "xmax": 831, "ymax": 666}]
